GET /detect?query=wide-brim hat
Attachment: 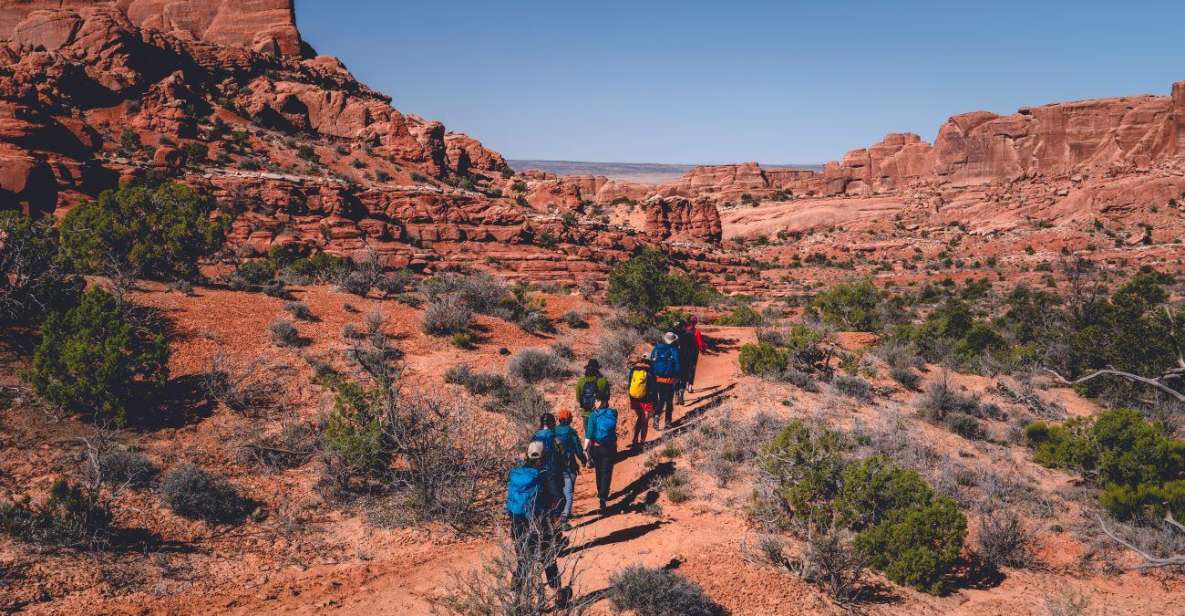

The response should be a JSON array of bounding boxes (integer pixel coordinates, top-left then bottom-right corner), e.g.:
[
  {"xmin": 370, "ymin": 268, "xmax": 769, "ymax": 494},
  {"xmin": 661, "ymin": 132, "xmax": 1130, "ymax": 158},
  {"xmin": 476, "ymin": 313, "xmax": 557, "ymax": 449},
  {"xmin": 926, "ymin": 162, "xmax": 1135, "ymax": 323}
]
[{"xmin": 663, "ymin": 332, "xmax": 678, "ymax": 344}]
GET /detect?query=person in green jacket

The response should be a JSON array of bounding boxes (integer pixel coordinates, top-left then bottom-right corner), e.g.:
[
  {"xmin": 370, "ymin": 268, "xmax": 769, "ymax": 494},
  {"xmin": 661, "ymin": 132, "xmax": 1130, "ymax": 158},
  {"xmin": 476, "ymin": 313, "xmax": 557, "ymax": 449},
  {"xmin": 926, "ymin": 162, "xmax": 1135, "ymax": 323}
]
[{"xmin": 575, "ymin": 359, "xmax": 610, "ymax": 435}]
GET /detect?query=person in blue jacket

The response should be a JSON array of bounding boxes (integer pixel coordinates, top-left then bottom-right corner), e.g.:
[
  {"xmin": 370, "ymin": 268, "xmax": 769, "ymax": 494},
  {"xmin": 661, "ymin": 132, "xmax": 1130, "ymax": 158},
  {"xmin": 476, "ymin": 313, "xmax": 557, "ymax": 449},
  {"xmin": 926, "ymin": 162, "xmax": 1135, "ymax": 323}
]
[
  {"xmin": 585, "ymin": 392, "xmax": 618, "ymax": 515},
  {"xmin": 649, "ymin": 331, "xmax": 682, "ymax": 431},
  {"xmin": 505, "ymin": 441, "xmax": 571, "ymax": 608}
]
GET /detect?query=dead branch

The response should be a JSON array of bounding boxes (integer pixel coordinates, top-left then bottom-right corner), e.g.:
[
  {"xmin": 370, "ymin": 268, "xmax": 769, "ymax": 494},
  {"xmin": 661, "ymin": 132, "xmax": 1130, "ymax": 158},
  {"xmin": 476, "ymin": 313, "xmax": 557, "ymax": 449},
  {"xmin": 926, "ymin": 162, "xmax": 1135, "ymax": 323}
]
[
  {"xmin": 1044, "ymin": 368, "xmax": 1185, "ymax": 403},
  {"xmin": 1097, "ymin": 514, "xmax": 1185, "ymax": 569}
]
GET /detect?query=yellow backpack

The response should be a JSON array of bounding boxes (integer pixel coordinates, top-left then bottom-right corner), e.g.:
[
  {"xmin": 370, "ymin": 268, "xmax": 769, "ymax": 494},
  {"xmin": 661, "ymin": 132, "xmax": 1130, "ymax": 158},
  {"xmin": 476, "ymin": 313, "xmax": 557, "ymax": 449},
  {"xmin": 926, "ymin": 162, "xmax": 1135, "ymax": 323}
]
[{"xmin": 629, "ymin": 367, "xmax": 648, "ymax": 400}]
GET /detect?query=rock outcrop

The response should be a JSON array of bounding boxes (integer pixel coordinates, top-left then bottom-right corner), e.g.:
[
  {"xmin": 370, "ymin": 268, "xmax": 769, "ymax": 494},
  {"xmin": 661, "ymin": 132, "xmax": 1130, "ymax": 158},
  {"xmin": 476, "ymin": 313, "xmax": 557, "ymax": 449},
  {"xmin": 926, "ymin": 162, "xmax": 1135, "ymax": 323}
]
[
  {"xmin": 0, "ymin": 1, "xmax": 745, "ymax": 288},
  {"xmin": 0, "ymin": 0, "xmax": 304, "ymax": 57},
  {"xmin": 643, "ymin": 196, "xmax": 722, "ymax": 243}
]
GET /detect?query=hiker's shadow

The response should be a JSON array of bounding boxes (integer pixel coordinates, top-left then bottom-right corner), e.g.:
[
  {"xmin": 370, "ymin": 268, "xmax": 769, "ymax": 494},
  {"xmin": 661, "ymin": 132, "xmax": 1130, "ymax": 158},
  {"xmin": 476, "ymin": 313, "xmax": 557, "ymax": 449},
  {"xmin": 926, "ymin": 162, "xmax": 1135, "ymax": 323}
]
[
  {"xmin": 562, "ymin": 521, "xmax": 666, "ymax": 556},
  {"xmin": 572, "ymin": 461, "xmax": 673, "ymax": 528},
  {"xmin": 617, "ymin": 384, "xmax": 735, "ymax": 463}
]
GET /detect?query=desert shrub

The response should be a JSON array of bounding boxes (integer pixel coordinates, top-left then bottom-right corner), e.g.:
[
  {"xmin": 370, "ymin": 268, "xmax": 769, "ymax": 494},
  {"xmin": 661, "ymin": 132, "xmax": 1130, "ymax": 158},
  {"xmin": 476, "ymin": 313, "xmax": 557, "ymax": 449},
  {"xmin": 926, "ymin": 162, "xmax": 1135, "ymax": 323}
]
[
  {"xmin": 976, "ymin": 510, "xmax": 1031, "ymax": 569},
  {"xmin": 873, "ymin": 339, "xmax": 924, "ymax": 370},
  {"xmin": 337, "ymin": 270, "xmax": 374, "ymax": 297},
  {"xmin": 0, "ymin": 212, "xmax": 80, "ymax": 328},
  {"xmin": 608, "ymin": 566, "xmax": 727, "ymax": 616},
  {"xmin": 444, "ymin": 364, "xmax": 508, "ymax": 396},
  {"xmin": 916, "ymin": 378, "xmax": 984, "ymax": 422},
  {"xmin": 759, "ymin": 426, "xmax": 967, "ymax": 595},
  {"xmin": 607, "ymin": 249, "xmax": 718, "ymax": 321},
  {"xmin": 889, "ymin": 366, "xmax": 920, "ymax": 390},
  {"xmin": 59, "ymin": 182, "xmax": 227, "ymax": 281},
  {"xmin": 760, "ymin": 531, "xmax": 869, "ymax": 604},
  {"xmin": 374, "ymin": 270, "xmax": 414, "ymax": 296},
  {"xmin": 0, "ymin": 480, "xmax": 112, "ymax": 549},
  {"xmin": 832, "ymin": 375, "xmax": 871, "ymax": 400},
  {"xmin": 281, "ymin": 252, "xmax": 352, "ymax": 285},
  {"xmin": 450, "ymin": 332, "xmax": 474, "ymax": 349},
  {"xmin": 944, "ymin": 413, "xmax": 987, "ymax": 441},
  {"xmin": 853, "ymin": 495, "xmax": 966, "ymax": 595},
  {"xmin": 422, "ymin": 294, "xmax": 473, "ymax": 336},
  {"xmin": 493, "ymin": 383, "xmax": 554, "ymax": 429},
  {"xmin": 240, "ymin": 422, "xmax": 316, "ymax": 471},
  {"xmin": 779, "ymin": 367, "xmax": 820, "ymax": 392},
  {"xmin": 90, "ymin": 449, "xmax": 157, "ymax": 489},
  {"xmin": 26, "ymin": 288, "xmax": 169, "ymax": 427},
  {"xmin": 687, "ymin": 411, "xmax": 780, "ymax": 487},
  {"xmin": 595, "ymin": 326, "xmax": 642, "ymax": 380},
  {"xmin": 561, "ymin": 311, "xmax": 588, "ymax": 329},
  {"xmin": 507, "ymin": 348, "xmax": 569, "ymax": 383},
  {"xmin": 738, "ymin": 342, "xmax": 788, "ymax": 377},
  {"xmin": 233, "ymin": 259, "xmax": 276, "ymax": 286},
  {"xmin": 420, "ymin": 272, "xmax": 507, "ymax": 314},
  {"xmin": 809, "ymin": 279, "xmax": 883, "ymax": 332},
  {"xmin": 269, "ymin": 318, "xmax": 300, "ymax": 347},
  {"xmin": 517, "ymin": 310, "xmax": 553, "ymax": 334},
  {"xmin": 321, "ymin": 382, "xmax": 388, "ymax": 484},
  {"xmin": 160, "ymin": 464, "xmax": 253, "ymax": 524},
  {"xmin": 715, "ymin": 304, "xmax": 764, "ymax": 327},
  {"xmin": 1025, "ymin": 409, "xmax": 1185, "ymax": 520},
  {"xmin": 283, "ymin": 301, "xmax": 316, "ymax": 322}
]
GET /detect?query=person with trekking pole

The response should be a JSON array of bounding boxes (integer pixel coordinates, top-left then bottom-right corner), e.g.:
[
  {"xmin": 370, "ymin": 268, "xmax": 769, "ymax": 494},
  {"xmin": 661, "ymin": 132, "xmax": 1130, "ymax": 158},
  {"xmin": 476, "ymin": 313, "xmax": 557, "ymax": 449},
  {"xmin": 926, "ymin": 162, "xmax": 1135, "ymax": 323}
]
[
  {"xmin": 649, "ymin": 332, "xmax": 681, "ymax": 431},
  {"xmin": 626, "ymin": 355, "xmax": 656, "ymax": 449},
  {"xmin": 504, "ymin": 441, "xmax": 573, "ymax": 608},
  {"xmin": 584, "ymin": 391, "xmax": 618, "ymax": 515},
  {"xmin": 551, "ymin": 409, "xmax": 587, "ymax": 529}
]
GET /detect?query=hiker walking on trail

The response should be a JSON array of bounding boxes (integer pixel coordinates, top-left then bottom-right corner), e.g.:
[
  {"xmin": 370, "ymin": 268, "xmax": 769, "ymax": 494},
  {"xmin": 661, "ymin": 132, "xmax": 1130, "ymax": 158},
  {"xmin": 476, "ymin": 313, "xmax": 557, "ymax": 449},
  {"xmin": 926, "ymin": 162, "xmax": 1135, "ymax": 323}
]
[
  {"xmin": 585, "ymin": 393, "xmax": 618, "ymax": 515},
  {"xmin": 676, "ymin": 315, "xmax": 706, "ymax": 402},
  {"xmin": 532, "ymin": 414, "xmax": 566, "ymax": 519},
  {"xmin": 627, "ymin": 355, "xmax": 656, "ymax": 449},
  {"xmin": 649, "ymin": 332, "xmax": 681, "ymax": 431},
  {"xmin": 552, "ymin": 409, "xmax": 587, "ymax": 528},
  {"xmin": 574, "ymin": 359, "xmax": 610, "ymax": 446},
  {"xmin": 505, "ymin": 441, "xmax": 572, "ymax": 608}
]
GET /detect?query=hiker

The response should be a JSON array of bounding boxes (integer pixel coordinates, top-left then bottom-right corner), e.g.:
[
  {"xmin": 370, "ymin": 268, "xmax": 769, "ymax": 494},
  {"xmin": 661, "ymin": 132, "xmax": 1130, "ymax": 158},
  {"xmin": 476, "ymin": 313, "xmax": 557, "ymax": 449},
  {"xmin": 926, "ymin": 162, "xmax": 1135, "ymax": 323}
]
[
  {"xmin": 552, "ymin": 409, "xmax": 587, "ymax": 528},
  {"xmin": 649, "ymin": 332, "xmax": 682, "ymax": 431},
  {"xmin": 585, "ymin": 392, "xmax": 618, "ymax": 515},
  {"xmin": 532, "ymin": 413, "xmax": 566, "ymax": 519},
  {"xmin": 574, "ymin": 359, "xmax": 610, "ymax": 446},
  {"xmin": 505, "ymin": 441, "xmax": 572, "ymax": 607},
  {"xmin": 676, "ymin": 315, "xmax": 707, "ymax": 401},
  {"xmin": 627, "ymin": 355, "xmax": 656, "ymax": 448}
]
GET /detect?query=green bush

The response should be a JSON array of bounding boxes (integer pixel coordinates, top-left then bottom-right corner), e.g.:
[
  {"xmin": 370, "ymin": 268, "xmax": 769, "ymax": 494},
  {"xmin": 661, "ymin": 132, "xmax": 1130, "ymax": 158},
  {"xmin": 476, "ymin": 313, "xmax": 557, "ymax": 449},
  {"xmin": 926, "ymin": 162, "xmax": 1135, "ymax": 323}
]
[
  {"xmin": 1025, "ymin": 409, "xmax": 1185, "ymax": 520},
  {"xmin": 809, "ymin": 279, "xmax": 883, "ymax": 332},
  {"xmin": 854, "ymin": 497, "xmax": 965, "ymax": 595},
  {"xmin": 0, "ymin": 212, "xmax": 80, "ymax": 327},
  {"xmin": 59, "ymin": 182, "xmax": 227, "ymax": 281},
  {"xmin": 608, "ymin": 249, "xmax": 718, "ymax": 320},
  {"xmin": 608, "ymin": 566, "xmax": 726, "ymax": 616},
  {"xmin": 320, "ymin": 382, "xmax": 389, "ymax": 483},
  {"xmin": 507, "ymin": 348, "xmax": 569, "ymax": 383},
  {"xmin": 26, "ymin": 289, "xmax": 169, "ymax": 426},
  {"xmin": 422, "ymin": 294, "xmax": 473, "ymax": 336},
  {"xmin": 715, "ymin": 304, "xmax": 764, "ymax": 327},
  {"xmin": 759, "ymin": 430, "xmax": 967, "ymax": 595},
  {"xmin": 738, "ymin": 342, "xmax": 788, "ymax": 377}
]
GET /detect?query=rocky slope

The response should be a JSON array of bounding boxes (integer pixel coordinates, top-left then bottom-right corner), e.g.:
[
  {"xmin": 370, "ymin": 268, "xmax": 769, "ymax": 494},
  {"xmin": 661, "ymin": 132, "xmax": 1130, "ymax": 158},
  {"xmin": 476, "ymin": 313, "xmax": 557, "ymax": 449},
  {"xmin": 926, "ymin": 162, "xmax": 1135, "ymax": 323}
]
[{"xmin": 0, "ymin": 1, "xmax": 743, "ymax": 285}]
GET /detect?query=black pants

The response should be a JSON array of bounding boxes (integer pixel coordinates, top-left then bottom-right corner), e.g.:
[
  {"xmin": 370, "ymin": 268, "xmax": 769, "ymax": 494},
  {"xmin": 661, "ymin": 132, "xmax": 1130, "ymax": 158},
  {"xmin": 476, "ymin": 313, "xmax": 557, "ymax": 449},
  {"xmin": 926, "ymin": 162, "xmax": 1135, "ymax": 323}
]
[
  {"xmin": 511, "ymin": 514, "xmax": 560, "ymax": 591},
  {"xmin": 589, "ymin": 441, "xmax": 616, "ymax": 505},
  {"xmin": 653, "ymin": 381, "xmax": 676, "ymax": 427}
]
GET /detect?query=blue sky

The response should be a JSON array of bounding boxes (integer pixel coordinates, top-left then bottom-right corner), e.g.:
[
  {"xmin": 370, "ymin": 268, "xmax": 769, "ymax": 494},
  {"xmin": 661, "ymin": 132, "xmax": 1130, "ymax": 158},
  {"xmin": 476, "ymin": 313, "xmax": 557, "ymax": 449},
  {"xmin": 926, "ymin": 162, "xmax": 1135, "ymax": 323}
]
[{"xmin": 294, "ymin": 0, "xmax": 1183, "ymax": 165}]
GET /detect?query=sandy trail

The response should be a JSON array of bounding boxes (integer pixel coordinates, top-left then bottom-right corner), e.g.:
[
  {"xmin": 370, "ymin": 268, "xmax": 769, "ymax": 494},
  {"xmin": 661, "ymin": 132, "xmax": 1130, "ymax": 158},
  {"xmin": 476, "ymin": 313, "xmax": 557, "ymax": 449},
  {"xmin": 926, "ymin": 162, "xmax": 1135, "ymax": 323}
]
[{"xmin": 238, "ymin": 326, "xmax": 754, "ymax": 615}]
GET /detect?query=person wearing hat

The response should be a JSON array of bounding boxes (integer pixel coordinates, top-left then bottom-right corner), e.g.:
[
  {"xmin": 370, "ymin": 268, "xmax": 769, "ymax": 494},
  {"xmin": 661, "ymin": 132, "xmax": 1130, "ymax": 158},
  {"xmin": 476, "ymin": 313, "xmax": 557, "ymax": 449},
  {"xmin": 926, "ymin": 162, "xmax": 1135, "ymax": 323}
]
[
  {"xmin": 505, "ymin": 441, "xmax": 571, "ymax": 607},
  {"xmin": 648, "ymin": 332, "xmax": 682, "ymax": 431},
  {"xmin": 574, "ymin": 358, "xmax": 610, "ymax": 440},
  {"xmin": 552, "ymin": 409, "xmax": 587, "ymax": 528}
]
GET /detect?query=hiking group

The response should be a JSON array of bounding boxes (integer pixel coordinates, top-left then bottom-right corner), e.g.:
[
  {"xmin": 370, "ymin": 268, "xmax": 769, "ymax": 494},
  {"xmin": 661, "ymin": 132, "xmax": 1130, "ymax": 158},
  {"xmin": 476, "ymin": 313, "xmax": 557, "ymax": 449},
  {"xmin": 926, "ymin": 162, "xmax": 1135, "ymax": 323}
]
[{"xmin": 503, "ymin": 317, "xmax": 706, "ymax": 604}]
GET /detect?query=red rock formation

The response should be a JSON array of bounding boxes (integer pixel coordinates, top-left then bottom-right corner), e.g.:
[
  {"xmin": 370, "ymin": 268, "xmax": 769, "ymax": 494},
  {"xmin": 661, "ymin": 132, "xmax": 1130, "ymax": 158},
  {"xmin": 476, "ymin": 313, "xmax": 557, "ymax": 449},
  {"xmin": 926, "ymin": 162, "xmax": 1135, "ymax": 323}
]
[
  {"xmin": 644, "ymin": 196, "xmax": 722, "ymax": 243},
  {"xmin": 0, "ymin": 0, "xmax": 303, "ymax": 57}
]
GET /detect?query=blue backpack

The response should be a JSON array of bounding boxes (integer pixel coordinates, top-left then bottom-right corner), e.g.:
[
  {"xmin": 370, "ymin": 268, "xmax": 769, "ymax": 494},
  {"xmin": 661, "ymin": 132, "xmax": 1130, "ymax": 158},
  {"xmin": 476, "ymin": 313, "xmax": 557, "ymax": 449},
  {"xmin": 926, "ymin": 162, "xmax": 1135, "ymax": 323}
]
[
  {"xmin": 651, "ymin": 344, "xmax": 679, "ymax": 378},
  {"xmin": 589, "ymin": 408, "xmax": 618, "ymax": 442},
  {"xmin": 505, "ymin": 466, "xmax": 543, "ymax": 518},
  {"xmin": 532, "ymin": 429, "xmax": 564, "ymax": 471}
]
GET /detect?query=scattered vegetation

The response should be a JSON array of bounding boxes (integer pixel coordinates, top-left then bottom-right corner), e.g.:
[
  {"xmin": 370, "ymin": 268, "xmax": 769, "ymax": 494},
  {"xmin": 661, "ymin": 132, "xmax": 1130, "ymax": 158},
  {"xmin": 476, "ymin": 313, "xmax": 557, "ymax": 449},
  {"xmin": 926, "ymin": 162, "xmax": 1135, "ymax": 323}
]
[
  {"xmin": 507, "ymin": 348, "xmax": 570, "ymax": 383},
  {"xmin": 26, "ymin": 288, "xmax": 169, "ymax": 427},
  {"xmin": 160, "ymin": 464, "xmax": 254, "ymax": 524},
  {"xmin": 608, "ymin": 566, "xmax": 727, "ymax": 616}
]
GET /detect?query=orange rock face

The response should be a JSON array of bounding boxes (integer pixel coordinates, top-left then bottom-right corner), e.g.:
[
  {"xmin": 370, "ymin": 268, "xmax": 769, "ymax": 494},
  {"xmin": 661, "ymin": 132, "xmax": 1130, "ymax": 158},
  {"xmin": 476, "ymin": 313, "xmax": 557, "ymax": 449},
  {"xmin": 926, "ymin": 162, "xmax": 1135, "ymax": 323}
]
[{"xmin": 0, "ymin": 0, "xmax": 303, "ymax": 57}]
